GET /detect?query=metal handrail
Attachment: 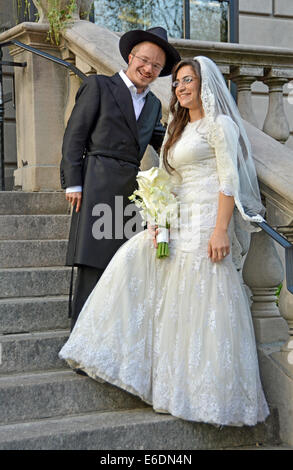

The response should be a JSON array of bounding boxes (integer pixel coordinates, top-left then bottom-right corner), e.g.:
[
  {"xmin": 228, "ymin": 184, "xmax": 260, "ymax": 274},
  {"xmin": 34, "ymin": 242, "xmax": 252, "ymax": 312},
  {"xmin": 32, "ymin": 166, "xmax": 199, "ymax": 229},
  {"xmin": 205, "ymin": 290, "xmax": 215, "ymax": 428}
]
[
  {"xmin": 0, "ymin": 39, "xmax": 87, "ymax": 80},
  {"xmin": 0, "ymin": 39, "xmax": 86, "ymax": 190}
]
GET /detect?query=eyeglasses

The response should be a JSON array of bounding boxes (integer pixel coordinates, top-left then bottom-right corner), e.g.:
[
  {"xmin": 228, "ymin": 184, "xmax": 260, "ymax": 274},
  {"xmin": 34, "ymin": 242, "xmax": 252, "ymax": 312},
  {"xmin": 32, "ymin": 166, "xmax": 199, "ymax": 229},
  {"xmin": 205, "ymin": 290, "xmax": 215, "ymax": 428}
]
[
  {"xmin": 131, "ymin": 54, "xmax": 164, "ymax": 74},
  {"xmin": 172, "ymin": 76, "xmax": 197, "ymax": 88}
]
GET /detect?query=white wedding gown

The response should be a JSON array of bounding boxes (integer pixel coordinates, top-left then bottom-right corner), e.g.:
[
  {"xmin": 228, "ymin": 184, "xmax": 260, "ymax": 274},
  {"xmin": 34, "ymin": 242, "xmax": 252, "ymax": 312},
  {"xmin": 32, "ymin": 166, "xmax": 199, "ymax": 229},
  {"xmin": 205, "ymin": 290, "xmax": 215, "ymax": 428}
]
[{"xmin": 59, "ymin": 115, "xmax": 270, "ymax": 427}]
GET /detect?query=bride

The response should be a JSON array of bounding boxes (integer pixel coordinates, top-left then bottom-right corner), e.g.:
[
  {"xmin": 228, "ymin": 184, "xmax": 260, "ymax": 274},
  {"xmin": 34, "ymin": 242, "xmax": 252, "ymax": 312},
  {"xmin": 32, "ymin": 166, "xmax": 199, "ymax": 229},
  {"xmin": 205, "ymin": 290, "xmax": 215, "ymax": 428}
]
[{"xmin": 59, "ymin": 56, "xmax": 270, "ymax": 427}]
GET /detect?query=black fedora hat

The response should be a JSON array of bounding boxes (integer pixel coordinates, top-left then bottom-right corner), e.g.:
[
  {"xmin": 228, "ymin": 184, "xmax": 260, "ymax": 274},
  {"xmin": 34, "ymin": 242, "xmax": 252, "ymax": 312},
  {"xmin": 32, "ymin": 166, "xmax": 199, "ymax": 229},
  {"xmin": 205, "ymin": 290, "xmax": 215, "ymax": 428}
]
[{"xmin": 119, "ymin": 26, "xmax": 181, "ymax": 77}]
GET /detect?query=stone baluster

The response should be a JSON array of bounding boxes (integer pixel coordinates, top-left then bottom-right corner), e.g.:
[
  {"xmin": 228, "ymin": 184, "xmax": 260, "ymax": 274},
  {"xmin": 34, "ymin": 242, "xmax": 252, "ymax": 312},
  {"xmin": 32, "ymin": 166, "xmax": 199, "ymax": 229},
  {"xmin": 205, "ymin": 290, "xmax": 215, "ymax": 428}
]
[
  {"xmin": 277, "ymin": 225, "xmax": 293, "ymax": 365},
  {"xmin": 229, "ymin": 66, "xmax": 263, "ymax": 128},
  {"xmin": 263, "ymin": 68, "xmax": 292, "ymax": 144},
  {"xmin": 242, "ymin": 229, "xmax": 289, "ymax": 345},
  {"xmin": 80, "ymin": 0, "xmax": 94, "ymax": 20}
]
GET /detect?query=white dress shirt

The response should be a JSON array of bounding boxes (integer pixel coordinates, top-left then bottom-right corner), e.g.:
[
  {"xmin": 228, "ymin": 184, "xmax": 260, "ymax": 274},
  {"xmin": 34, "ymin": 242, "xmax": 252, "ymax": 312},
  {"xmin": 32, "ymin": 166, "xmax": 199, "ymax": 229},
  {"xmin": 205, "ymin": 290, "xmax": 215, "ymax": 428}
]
[{"xmin": 66, "ymin": 70, "xmax": 150, "ymax": 194}]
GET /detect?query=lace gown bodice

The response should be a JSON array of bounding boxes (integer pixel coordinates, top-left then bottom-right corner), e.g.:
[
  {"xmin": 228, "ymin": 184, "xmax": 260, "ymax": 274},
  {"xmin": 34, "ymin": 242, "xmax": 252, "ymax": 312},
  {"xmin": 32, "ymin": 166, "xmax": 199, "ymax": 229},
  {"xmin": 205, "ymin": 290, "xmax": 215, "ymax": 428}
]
[
  {"xmin": 167, "ymin": 116, "xmax": 236, "ymax": 196},
  {"xmin": 171, "ymin": 119, "xmax": 216, "ymax": 167},
  {"xmin": 165, "ymin": 118, "xmax": 230, "ymax": 254}
]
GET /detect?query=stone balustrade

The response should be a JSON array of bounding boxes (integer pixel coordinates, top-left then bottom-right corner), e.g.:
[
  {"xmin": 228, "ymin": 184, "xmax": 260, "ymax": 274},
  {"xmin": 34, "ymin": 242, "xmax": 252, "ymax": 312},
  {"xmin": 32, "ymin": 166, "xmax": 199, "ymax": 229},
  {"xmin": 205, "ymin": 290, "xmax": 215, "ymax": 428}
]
[{"xmin": 244, "ymin": 122, "xmax": 293, "ymax": 350}]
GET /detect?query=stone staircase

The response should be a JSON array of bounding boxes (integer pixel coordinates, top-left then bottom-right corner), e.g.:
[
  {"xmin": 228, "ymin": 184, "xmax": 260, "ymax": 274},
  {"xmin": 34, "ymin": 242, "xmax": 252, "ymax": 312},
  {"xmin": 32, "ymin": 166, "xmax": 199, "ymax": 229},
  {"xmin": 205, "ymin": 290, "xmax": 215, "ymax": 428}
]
[{"xmin": 0, "ymin": 191, "xmax": 284, "ymax": 449}]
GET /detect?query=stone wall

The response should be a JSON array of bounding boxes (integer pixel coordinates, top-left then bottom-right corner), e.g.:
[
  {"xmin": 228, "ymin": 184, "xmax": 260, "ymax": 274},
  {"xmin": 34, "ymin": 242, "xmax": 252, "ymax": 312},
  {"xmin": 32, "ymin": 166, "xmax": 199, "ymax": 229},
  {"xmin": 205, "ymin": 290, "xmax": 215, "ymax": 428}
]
[
  {"xmin": 0, "ymin": 0, "xmax": 17, "ymax": 189},
  {"xmin": 239, "ymin": 0, "xmax": 293, "ymax": 149}
]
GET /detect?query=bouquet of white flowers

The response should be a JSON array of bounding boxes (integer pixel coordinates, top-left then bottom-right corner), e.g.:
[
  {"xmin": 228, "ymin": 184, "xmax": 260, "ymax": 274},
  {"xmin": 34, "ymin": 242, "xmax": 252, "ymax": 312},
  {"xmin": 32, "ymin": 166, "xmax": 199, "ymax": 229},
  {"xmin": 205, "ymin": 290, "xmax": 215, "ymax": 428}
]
[{"xmin": 129, "ymin": 167, "xmax": 178, "ymax": 258}]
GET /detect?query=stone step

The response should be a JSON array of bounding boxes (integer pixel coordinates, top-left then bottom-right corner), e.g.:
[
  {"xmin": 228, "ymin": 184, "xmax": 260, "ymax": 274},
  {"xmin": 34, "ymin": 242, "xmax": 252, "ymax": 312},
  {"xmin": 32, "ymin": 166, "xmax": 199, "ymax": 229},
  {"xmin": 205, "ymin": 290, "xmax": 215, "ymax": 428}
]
[
  {"xmin": 0, "ymin": 330, "xmax": 69, "ymax": 373},
  {"xmin": 0, "ymin": 240, "xmax": 68, "ymax": 268},
  {"xmin": 0, "ymin": 369, "xmax": 147, "ymax": 425},
  {"xmin": 0, "ymin": 215, "xmax": 70, "ymax": 240},
  {"xmin": 226, "ymin": 443, "xmax": 293, "ymax": 450},
  {"xmin": 0, "ymin": 266, "xmax": 73, "ymax": 298},
  {"xmin": 0, "ymin": 191, "xmax": 69, "ymax": 215},
  {"xmin": 0, "ymin": 296, "xmax": 70, "ymax": 334},
  {"xmin": 0, "ymin": 407, "xmax": 280, "ymax": 450}
]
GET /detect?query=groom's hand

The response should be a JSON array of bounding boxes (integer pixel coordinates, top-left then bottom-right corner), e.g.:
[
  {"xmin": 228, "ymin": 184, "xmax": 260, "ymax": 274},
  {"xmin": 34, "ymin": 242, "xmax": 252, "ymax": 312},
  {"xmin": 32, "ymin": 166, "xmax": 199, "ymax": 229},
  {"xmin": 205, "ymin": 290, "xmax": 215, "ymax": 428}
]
[{"xmin": 66, "ymin": 191, "xmax": 82, "ymax": 213}]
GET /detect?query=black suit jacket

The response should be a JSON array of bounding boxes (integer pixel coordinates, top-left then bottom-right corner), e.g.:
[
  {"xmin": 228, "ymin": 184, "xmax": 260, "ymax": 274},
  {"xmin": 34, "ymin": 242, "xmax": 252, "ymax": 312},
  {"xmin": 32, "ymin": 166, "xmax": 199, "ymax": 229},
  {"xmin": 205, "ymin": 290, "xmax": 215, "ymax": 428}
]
[{"xmin": 60, "ymin": 73, "xmax": 165, "ymax": 269}]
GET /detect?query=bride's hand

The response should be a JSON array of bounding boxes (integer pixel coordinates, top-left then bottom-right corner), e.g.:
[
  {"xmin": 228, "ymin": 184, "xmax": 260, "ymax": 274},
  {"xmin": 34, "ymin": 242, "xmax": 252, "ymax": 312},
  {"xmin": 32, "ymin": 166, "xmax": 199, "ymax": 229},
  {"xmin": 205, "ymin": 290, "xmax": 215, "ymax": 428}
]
[
  {"xmin": 147, "ymin": 223, "xmax": 158, "ymax": 249},
  {"xmin": 207, "ymin": 228, "xmax": 230, "ymax": 262}
]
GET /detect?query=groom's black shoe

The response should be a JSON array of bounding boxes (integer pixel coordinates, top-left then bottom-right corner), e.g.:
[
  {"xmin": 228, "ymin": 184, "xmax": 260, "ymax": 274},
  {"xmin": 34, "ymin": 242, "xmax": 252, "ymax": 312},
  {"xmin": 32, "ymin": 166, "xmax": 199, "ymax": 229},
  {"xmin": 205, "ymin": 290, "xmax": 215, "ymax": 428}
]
[{"xmin": 74, "ymin": 368, "xmax": 88, "ymax": 376}]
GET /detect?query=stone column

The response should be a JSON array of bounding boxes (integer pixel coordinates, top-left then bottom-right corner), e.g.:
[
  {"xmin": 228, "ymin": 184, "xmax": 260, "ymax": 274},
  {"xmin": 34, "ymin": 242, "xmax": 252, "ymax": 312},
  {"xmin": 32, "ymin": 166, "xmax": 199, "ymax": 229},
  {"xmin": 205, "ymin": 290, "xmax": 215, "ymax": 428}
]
[
  {"xmin": 242, "ymin": 230, "xmax": 289, "ymax": 344},
  {"xmin": 0, "ymin": 23, "xmax": 69, "ymax": 191},
  {"xmin": 229, "ymin": 66, "xmax": 263, "ymax": 128},
  {"xmin": 263, "ymin": 69, "xmax": 291, "ymax": 144},
  {"xmin": 278, "ymin": 225, "xmax": 293, "ymax": 366}
]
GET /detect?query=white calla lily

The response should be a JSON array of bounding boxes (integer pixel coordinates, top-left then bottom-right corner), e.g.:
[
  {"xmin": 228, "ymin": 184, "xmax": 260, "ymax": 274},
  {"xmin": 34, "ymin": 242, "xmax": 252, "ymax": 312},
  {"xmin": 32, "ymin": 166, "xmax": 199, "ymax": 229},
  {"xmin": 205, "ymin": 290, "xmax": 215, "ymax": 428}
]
[{"xmin": 129, "ymin": 167, "xmax": 178, "ymax": 258}]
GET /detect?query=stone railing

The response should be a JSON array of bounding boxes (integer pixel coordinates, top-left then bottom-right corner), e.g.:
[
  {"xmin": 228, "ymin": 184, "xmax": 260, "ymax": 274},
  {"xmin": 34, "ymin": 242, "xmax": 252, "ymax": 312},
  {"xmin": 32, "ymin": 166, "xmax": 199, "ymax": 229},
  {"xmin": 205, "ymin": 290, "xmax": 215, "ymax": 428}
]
[{"xmin": 1, "ymin": 13, "xmax": 293, "ymax": 442}]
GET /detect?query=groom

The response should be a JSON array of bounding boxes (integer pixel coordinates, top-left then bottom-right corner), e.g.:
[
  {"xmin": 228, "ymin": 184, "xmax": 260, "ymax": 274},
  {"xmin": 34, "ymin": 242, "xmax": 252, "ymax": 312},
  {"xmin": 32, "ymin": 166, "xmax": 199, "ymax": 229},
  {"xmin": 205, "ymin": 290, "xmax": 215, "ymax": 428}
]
[{"xmin": 60, "ymin": 27, "xmax": 180, "ymax": 330}]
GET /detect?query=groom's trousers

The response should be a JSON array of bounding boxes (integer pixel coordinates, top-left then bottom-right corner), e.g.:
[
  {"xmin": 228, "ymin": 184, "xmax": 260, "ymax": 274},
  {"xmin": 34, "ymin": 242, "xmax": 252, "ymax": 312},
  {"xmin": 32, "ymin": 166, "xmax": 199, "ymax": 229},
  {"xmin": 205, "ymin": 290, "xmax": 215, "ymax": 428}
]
[{"xmin": 71, "ymin": 265, "xmax": 104, "ymax": 331}]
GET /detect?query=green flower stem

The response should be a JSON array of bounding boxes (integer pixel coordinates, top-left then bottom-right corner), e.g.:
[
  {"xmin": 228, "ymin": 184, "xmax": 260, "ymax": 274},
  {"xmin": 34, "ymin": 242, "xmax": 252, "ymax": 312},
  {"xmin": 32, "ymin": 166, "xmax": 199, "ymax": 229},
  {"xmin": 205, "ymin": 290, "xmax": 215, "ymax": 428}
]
[
  {"xmin": 156, "ymin": 242, "xmax": 169, "ymax": 258},
  {"xmin": 156, "ymin": 223, "xmax": 170, "ymax": 259}
]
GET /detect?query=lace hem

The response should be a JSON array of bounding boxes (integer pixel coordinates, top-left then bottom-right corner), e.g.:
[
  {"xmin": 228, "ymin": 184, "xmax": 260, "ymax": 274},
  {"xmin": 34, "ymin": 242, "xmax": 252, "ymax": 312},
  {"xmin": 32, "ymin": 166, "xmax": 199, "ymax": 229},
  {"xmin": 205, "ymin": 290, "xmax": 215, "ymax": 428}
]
[{"xmin": 60, "ymin": 353, "xmax": 269, "ymax": 427}]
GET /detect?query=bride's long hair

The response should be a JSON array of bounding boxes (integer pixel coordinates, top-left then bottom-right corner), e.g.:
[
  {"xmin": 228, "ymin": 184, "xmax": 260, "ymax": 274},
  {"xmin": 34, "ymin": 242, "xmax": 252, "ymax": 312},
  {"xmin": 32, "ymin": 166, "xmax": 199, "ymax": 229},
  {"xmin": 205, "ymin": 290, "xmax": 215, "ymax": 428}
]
[
  {"xmin": 163, "ymin": 59, "xmax": 202, "ymax": 173},
  {"xmin": 162, "ymin": 55, "xmax": 265, "ymax": 224}
]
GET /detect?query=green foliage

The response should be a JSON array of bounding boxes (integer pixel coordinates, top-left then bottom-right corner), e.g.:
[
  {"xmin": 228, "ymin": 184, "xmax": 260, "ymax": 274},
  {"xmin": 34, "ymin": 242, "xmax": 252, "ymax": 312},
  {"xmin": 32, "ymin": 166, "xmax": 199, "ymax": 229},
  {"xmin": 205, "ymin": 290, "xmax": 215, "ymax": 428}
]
[
  {"xmin": 45, "ymin": 0, "xmax": 77, "ymax": 45},
  {"xmin": 15, "ymin": 0, "xmax": 36, "ymax": 23},
  {"xmin": 276, "ymin": 282, "xmax": 282, "ymax": 306},
  {"xmin": 21, "ymin": 0, "xmax": 31, "ymax": 18}
]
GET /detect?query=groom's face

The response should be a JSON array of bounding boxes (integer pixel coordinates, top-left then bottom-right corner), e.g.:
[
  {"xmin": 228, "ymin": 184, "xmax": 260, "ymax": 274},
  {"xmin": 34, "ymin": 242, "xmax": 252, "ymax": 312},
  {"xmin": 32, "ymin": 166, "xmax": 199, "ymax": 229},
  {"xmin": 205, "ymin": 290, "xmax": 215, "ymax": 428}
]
[{"xmin": 126, "ymin": 42, "xmax": 166, "ymax": 93}]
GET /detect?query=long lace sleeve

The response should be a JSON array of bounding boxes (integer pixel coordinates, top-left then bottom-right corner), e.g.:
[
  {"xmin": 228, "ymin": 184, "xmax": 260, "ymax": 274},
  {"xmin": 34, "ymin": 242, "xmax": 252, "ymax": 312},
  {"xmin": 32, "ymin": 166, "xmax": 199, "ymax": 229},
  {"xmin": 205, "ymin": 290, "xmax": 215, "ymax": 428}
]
[{"xmin": 214, "ymin": 114, "xmax": 240, "ymax": 197}]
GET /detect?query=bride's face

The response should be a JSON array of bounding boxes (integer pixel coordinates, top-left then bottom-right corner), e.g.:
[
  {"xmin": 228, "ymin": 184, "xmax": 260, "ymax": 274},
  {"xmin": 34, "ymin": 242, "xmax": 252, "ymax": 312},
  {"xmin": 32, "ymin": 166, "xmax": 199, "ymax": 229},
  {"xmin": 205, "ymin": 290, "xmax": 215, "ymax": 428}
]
[{"xmin": 174, "ymin": 65, "xmax": 201, "ymax": 111}]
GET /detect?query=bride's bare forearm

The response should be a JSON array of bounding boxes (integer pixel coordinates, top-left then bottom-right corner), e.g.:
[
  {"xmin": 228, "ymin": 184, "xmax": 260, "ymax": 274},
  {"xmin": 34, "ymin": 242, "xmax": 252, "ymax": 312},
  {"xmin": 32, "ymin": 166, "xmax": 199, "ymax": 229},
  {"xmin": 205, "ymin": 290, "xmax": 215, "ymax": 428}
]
[{"xmin": 215, "ymin": 192, "xmax": 235, "ymax": 231}]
